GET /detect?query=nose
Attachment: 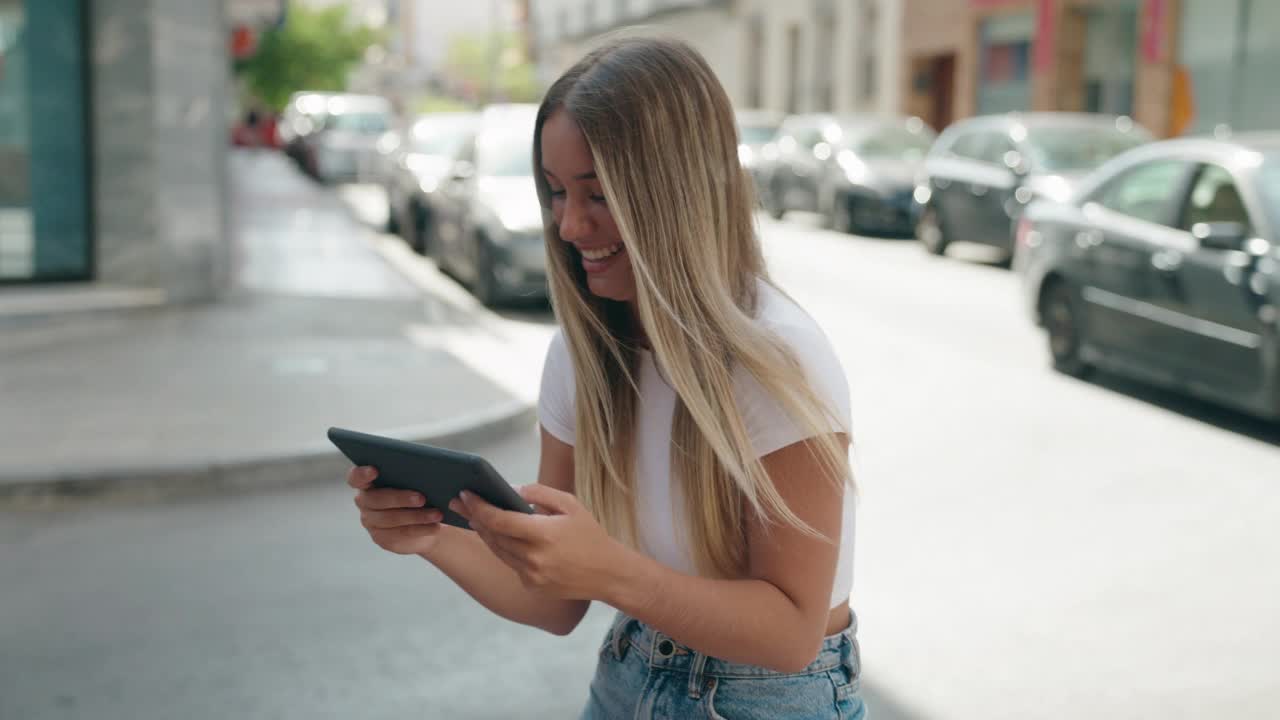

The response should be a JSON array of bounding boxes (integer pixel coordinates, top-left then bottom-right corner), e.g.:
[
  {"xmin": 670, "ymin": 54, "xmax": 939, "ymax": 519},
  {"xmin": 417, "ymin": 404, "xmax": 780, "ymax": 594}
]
[{"xmin": 558, "ymin": 195, "xmax": 592, "ymax": 243}]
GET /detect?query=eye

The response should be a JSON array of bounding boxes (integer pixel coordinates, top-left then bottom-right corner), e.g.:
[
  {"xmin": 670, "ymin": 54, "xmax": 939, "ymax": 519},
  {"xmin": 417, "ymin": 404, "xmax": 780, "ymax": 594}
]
[
  {"xmin": 548, "ymin": 188, "xmax": 566, "ymax": 199},
  {"xmin": 589, "ymin": 194, "xmax": 607, "ymax": 204}
]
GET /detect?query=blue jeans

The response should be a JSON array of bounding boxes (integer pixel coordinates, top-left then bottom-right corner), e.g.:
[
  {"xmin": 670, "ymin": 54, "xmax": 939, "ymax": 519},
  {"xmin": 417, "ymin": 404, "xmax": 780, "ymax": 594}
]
[{"xmin": 580, "ymin": 611, "xmax": 865, "ymax": 719}]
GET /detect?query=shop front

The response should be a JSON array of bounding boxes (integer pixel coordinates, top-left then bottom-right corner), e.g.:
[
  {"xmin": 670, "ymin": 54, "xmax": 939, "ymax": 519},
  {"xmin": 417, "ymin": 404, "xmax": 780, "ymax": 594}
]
[{"xmin": 0, "ymin": 0, "xmax": 90, "ymax": 282}]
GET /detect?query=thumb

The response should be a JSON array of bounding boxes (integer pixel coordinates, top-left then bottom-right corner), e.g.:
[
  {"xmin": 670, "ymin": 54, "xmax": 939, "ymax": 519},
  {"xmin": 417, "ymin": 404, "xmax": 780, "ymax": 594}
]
[{"xmin": 518, "ymin": 483, "xmax": 577, "ymax": 516}]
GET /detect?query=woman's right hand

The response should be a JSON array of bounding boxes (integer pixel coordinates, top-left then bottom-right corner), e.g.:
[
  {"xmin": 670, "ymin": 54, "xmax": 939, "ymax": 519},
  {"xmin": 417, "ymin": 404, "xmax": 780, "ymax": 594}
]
[{"xmin": 348, "ymin": 466, "xmax": 445, "ymax": 556}]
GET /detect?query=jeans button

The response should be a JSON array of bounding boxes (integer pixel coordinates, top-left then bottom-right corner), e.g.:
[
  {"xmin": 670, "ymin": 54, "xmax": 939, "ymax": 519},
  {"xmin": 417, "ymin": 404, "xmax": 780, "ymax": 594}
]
[{"xmin": 657, "ymin": 639, "xmax": 675, "ymax": 657}]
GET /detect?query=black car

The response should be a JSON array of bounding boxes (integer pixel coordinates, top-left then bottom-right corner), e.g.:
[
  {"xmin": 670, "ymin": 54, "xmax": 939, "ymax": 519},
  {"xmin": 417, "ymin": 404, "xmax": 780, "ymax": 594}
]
[
  {"xmin": 916, "ymin": 113, "xmax": 1152, "ymax": 259},
  {"xmin": 1017, "ymin": 133, "xmax": 1280, "ymax": 421},
  {"xmin": 760, "ymin": 113, "xmax": 935, "ymax": 235},
  {"xmin": 431, "ymin": 105, "xmax": 544, "ymax": 306},
  {"xmin": 378, "ymin": 112, "xmax": 479, "ymax": 252}
]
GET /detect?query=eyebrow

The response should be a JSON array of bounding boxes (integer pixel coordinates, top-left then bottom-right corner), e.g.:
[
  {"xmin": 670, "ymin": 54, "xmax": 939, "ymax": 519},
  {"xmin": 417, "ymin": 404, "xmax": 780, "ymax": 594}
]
[{"xmin": 542, "ymin": 168, "xmax": 597, "ymax": 181}]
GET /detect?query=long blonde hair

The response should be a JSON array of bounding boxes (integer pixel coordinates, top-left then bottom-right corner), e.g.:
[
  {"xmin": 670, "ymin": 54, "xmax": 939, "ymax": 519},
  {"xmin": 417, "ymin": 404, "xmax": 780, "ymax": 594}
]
[{"xmin": 534, "ymin": 36, "xmax": 852, "ymax": 579}]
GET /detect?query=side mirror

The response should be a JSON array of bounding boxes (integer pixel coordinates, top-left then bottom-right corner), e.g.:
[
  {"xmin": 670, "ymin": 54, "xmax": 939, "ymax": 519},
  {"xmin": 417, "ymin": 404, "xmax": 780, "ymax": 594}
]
[
  {"xmin": 451, "ymin": 160, "xmax": 475, "ymax": 182},
  {"xmin": 1192, "ymin": 221, "xmax": 1247, "ymax": 251}
]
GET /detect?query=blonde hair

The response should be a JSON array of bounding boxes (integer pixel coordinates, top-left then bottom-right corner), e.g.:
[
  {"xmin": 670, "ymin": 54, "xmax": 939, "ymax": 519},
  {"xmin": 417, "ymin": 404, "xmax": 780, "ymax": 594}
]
[{"xmin": 534, "ymin": 36, "xmax": 852, "ymax": 579}]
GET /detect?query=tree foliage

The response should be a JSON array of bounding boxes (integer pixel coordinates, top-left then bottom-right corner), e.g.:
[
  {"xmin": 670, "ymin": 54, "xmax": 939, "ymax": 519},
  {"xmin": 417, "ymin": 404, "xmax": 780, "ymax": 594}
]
[
  {"xmin": 234, "ymin": 2, "xmax": 380, "ymax": 112},
  {"xmin": 441, "ymin": 32, "xmax": 541, "ymax": 104}
]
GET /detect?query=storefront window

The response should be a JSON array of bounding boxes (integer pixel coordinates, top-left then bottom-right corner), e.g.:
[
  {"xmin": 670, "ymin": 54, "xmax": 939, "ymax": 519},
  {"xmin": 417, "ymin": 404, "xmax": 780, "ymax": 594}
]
[
  {"xmin": 1179, "ymin": 0, "xmax": 1279, "ymax": 134},
  {"xmin": 0, "ymin": 0, "xmax": 90, "ymax": 282},
  {"xmin": 1083, "ymin": 1, "xmax": 1137, "ymax": 117},
  {"xmin": 977, "ymin": 13, "xmax": 1033, "ymax": 115}
]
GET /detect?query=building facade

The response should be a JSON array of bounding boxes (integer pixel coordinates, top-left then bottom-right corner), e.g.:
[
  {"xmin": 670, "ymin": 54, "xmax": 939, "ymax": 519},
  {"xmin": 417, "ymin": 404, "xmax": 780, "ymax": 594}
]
[
  {"xmin": 1, "ymin": 0, "xmax": 230, "ymax": 302},
  {"xmin": 901, "ymin": 0, "xmax": 1280, "ymax": 136},
  {"xmin": 531, "ymin": 0, "xmax": 902, "ymax": 118}
]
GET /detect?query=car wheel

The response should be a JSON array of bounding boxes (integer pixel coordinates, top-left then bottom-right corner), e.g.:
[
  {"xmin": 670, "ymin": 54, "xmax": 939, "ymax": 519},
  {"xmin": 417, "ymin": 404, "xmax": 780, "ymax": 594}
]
[
  {"xmin": 917, "ymin": 205, "xmax": 950, "ymax": 256},
  {"xmin": 765, "ymin": 179, "xmax": 786, "ymax": 220},
  {"xmin": 832, "ymin": 194, "xmax": 861, "ymax": 235},
  {"xmin": 1041, "ymin": 280, "xmax": 1091, "ymax": 378},
  {"xmin": 472, "ymin": 236, "xmax": 504, "ymax": 308},
  {"xmin": 385, "ymin": 194, "xmax": 400, "ymax": 235}
]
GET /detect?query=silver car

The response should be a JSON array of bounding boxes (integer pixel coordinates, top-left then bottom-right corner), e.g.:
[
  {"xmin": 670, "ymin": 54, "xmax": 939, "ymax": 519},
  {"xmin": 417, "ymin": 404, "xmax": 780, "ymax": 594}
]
[
  {"xmin": 430, "ymin": 105, "xmax": 544, "ymax": 306},
  {"xmin": 302, "ymin": 94, "xmax": 392, "ymax": 184}
]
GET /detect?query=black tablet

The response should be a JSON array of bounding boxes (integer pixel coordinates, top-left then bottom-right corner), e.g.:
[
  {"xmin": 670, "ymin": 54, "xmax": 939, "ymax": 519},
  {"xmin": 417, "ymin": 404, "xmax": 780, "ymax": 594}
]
[{"xmin": 328, "ymin": 426, "xmax": 535, "ymax": 531}]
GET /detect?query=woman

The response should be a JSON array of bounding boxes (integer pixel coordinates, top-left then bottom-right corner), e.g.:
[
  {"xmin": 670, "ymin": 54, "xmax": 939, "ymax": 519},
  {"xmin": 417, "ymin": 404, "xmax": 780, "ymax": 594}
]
[{"xmin": 348, "ymin": 36, "xmax": 863, "ymax": 719}]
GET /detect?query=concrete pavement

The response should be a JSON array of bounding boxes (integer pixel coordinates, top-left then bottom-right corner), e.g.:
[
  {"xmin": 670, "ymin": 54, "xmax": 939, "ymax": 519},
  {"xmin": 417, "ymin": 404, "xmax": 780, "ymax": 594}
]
[{"xmin": 0, "ymin": 150, "xmax": 542, "ymax": 500}]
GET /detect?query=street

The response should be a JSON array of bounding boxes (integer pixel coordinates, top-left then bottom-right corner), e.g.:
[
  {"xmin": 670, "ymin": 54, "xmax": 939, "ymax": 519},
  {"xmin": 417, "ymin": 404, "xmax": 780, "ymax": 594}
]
[{"xmin": 3, "ymin": 198, "xmax": 1279, "ymax": 719}]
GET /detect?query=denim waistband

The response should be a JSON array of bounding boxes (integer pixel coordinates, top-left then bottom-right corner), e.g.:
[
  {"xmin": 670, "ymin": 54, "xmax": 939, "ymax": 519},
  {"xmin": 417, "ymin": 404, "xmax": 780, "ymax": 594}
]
[{"xmin": 604, "ymin": 608, "xmax": 859, "ymax": 690}]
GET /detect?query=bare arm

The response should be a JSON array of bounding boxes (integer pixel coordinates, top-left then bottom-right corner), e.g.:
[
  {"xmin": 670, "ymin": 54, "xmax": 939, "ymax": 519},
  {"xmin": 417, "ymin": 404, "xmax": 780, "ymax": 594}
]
[
  {"xmin": 420, "ymin": 428, "xmax": 589, "ymax": 635},
  {"xmin": 458, "ymin": 434, "xmax": 849, "ymax": 672},
  {"xmin": 601, "ymin": 435, "xmax": 848, "ymax": 672}
]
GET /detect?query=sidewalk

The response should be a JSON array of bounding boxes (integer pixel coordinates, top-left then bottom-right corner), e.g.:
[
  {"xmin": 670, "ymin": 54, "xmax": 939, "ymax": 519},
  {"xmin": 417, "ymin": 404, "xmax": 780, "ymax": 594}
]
[{"xmin": 0, "ymin": 150, "xmax": 542, "ymax": 500}]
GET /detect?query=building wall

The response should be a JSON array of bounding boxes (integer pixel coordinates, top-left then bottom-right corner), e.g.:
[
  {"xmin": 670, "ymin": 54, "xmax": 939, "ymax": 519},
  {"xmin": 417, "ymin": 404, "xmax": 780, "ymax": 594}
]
[
  {"xmin": 899, "ymin": 0, "xmax": 1182, "ymax": 136},
  {"xmin": 533, "ymin": 0, "xmax": 901, "ymax": 118},
  {"xmin": 92, "ymin": 0, "xmax": 230, "ymax": 302}
]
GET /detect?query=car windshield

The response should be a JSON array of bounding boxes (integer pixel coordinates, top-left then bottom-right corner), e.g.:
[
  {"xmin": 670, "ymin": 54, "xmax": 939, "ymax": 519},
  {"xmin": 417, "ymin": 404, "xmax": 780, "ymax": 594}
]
[
  {"xmin": 1260, "ymin": 154, "xmax": 1280, "ymax": 234},
  {"xmin": 739, "ymin": 124, "xmax": 778, "ymax": 145},
  {"xmin": 326, "ymin": 112, "xmax": 389, "ymax": 134},
  {"xmin": 1025, "ymin": 126, "xmax": 1147, "ymax": 172},
  {"xmin": 476, "ymin": 127, "xmax": 534, "ymax": 177},
  {"xmin": 412, "ymin": 117, "xmax": 474, "ymax": 156},
  {"xmin": 850, "ymin": 126, "xmax": 934, "ymax": 161}
]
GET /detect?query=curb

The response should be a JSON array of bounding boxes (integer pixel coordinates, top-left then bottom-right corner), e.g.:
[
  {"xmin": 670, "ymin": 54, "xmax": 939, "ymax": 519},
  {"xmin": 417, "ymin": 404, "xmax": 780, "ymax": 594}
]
[{"xmin": 0, "ymin": 400, "xmax": 536, "ymax": 506}]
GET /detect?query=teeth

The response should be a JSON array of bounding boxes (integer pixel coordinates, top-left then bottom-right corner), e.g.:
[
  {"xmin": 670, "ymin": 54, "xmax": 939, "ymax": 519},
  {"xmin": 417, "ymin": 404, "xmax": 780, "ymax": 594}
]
[{"xmin": 581, "ymin": 244, "xmax": 622, "ymax": 261}]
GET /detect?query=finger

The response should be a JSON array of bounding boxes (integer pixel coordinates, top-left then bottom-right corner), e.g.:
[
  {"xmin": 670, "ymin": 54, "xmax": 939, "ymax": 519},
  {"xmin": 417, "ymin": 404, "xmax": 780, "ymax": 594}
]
[
  {"xmin": 356, "ymin": 488, "xmax": 428, "ymax": 511},
  {"xmin": 346, "ymin": 466, "xmax": 378, "ymax": 490},
  {"xmin": 460, "ymin": 491, "xmax": 541, "ymax": 541},
  {"xmin": 518, "ymin": 484, "xmax": 576, "ymax": 515},
  {"xmin": 473, "ymin": 524, "xmax": 532, "ymax": 569},
  {"xmin": 361, "ymin": 508, "xmax": 443, "ymax": 530}
]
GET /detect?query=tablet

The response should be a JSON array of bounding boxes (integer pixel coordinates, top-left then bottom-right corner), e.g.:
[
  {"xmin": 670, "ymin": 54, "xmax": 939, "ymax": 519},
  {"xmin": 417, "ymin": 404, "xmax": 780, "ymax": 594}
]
[{"xmin": 328, "ymin": 426, "xmax": 535, "ymax": 531}]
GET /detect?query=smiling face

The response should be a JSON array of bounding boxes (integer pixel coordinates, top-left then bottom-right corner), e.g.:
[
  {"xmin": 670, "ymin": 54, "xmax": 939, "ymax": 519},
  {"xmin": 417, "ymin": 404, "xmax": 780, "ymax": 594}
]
[{"xmin": 539, "ymin": 109, "xmax": 636, "ymax": 303}]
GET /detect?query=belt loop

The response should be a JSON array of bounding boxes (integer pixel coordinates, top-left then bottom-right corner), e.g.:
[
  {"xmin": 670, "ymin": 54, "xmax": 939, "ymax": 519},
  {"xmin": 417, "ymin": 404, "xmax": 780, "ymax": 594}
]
[
  {"xmin": 687, "ymin": 651, "xmax": 709, "ymax": 699},
  {"xmin": 610, "ymin": 615, "xmax": 632, "ymax": 661}
]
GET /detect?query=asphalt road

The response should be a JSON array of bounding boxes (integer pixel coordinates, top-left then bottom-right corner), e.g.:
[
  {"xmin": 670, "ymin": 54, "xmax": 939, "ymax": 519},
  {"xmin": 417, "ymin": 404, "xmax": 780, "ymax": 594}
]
[{"xmin": 3, "ymin": 209, "xmax": 1278, "ymax": 720}]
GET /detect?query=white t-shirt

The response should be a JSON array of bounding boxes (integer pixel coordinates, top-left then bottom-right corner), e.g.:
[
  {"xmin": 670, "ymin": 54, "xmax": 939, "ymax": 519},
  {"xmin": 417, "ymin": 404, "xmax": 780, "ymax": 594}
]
[{"xmin": 537, "ymin": 279, "xmax": 856, "ymax": 608}]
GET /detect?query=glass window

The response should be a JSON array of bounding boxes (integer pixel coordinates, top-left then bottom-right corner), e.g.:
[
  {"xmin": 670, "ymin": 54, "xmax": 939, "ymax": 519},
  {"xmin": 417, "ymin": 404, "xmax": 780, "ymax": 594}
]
[
  {"xmin": 950, "ymin": 132, "xmax": 986, "ymax": 160},
  {"xmin": 1259, "ymin": 155, "xmax": 1280, "ymax": 232},
  {"xmin": 0, "ymin": 0, "xmax": 90, "ymax": 282},
  {"xmin": 325, "ymin": 112, "xmax": 389, "ymax": 134},
  {"xmin": 476, "ymin": 127, "xmax": 534, "ymax": 177},
  {"xmin": 978, "ymin": 133, "xmax": 1016, "ymax": 166},
  {"xmin": 1025, "ymin": 125, "xmax": 1148, "ymax": 172},
  {"xmin": 977, "ymin": 13, "xmax": 1033, "ymax": 114},
  {"xmin": 412, "ymin": 116, "xmax": 476, "ymax": 156},
  {"xmin": 1181, "ymin": 164, "xmax": 1253, "ymax": 233},
  {"xmin": 738, "ymin": 123, "xmax": 778, "ymax": 146},
  {"xmin": 1093, "ymin": 160, "xmax": 1188, "ymax": 225},
  {"xmin": 851, "ymin": 125, "xmax": 935, "ymax": 161}
]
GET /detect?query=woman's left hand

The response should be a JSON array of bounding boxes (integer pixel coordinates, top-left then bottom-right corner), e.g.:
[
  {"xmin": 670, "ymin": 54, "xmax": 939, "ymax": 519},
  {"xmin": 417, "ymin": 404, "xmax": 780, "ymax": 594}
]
[{"xmin": 449, "ymin": 484, "xmax": 630, "ymax": 601}]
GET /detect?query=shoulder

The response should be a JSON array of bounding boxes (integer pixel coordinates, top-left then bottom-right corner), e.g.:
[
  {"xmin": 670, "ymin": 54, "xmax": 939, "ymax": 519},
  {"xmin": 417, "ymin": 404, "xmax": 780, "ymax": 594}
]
[
  {"xmin": 538, "ymin": 328, "xmax": 576, "ymax": 445},
  {"xmin": 755, "ymin": 282, "xmax": 847, "ymax": 390}
]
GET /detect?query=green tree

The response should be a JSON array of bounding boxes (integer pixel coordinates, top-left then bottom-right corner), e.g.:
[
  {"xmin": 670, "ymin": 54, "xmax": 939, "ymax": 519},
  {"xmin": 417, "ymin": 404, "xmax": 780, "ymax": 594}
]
[
  {"xmin": 235, "ymin": 2, "xmax": 381, "ymax": 112},
  {"xmin": 441, "ymin": 32, "xmax": 541, "ymax": 105}
]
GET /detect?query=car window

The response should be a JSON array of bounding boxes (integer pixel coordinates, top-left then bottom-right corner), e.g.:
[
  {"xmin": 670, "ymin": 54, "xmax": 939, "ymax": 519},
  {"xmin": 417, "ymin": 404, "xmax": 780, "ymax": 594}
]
[
  {"xmin": 1093, "ymin": 160, "xmax": 1188, "ymax": 225},
  {"xmin": 978, "ymin": 132, "xmax": 1016, "ymax": 167},
  {"xmin": 454, "ymin": 136, "xmax": 476, "ymax": 165},
  {"xmin": 1261, "ymin": 155, "xmax": 1280, "ymax": 233},
  {"xmin": 412, "ymin": 117, "xmax": 476, "ymax": 156},
  {"xmin": 476, "ymin": 127, "xmax": 535, "ymax": 177},
  {"xmin": 1181, "ymin": 164, "xmax": 1253, "ymax": 234},
  {"xmin": 794, "ymin": 124, "xmax": 824, "ymax": 150},
  {"xmin": 325, "ymin": 112, "xmax": 389, "ymax": 134},
  {"xmin": 739, "ymin": 124, "xmax": 779, "ymax": 145},
  {"xmin": 950, "ymin": 131, "xmax": 985, "ymax": 160},
  {"xmin": 1026, "ymin": 126, "xmax": 1148, "ymax": 172},
  {"xmin": 852, "ymin": 125, "xmax": 935, "ymax": 161}
]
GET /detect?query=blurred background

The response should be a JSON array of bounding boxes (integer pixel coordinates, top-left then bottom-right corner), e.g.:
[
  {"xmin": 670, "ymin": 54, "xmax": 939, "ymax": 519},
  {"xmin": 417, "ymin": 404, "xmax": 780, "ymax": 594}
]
[{"xmin": 2, "ymin": 1, "xmax": 1279, "ymax": 719}]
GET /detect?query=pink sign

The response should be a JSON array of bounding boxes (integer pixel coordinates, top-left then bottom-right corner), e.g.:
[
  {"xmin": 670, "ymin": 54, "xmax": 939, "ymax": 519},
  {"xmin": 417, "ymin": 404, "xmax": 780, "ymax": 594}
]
[
  {"xmin": 1142, "ymin": 0, "xmax": 1168, "ymax": 63},
  {"xmin": 1033, "ymin": 0, "xmax": 1056, "ymax": 72}
]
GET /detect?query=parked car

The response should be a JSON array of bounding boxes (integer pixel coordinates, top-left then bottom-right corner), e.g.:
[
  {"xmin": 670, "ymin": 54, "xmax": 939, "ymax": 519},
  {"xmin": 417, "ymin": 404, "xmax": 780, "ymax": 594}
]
[
  {"xmin": 377, "ymin": 112, "xmax": 479, "ymax": 251},
  {"xmin": 1017, "ymin": 132, "xmax": 1280, "ymax": 421},
  {"xmin": 916, "ymin": 113, "xmax": 1152, "ymax": 259},
  {"xmin": 431, "ymin": 104, "xmax": 544, "ymax": 306},
  {"xmin": 735, "ymin": 109, "xmax": 783, "ymax": 196},
  {"xmin": 278, "ymin": 91, "xmax": 336, "ymax": 172},
  {"xmin": 759, "ymin": 113, "xmax": 936, "ymax": 235},
  {"xmin": 300, "ymin": 94, "xmax": 393, "ymax": 184}
]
